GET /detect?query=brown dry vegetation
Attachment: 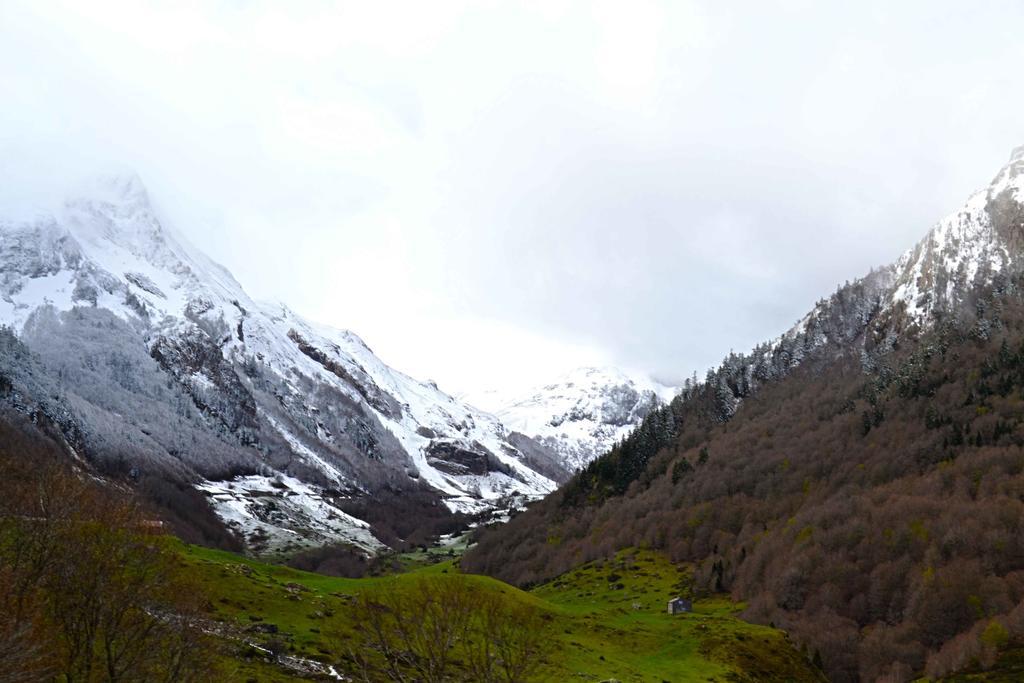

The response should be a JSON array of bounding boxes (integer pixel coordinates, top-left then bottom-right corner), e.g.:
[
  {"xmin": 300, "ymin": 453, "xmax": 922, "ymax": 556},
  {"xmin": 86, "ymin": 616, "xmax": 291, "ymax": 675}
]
[
  {"xmin": 465, "ymin": 282, "xmax": 1024, "ymax": 681},
  {"xmin": 0, "ymin": 411, "xmax": 218, "ymax": 682}
]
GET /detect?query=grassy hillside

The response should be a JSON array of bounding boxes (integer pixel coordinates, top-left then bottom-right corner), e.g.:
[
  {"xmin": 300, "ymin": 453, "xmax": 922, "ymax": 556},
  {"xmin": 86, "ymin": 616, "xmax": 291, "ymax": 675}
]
[
  {"xmin": 173, "ymin": 542, "xmax": 823, "ymax": 681},
  {"xmin": 526, "ymin": 549, "xmax": 823, "ymax": 682}
]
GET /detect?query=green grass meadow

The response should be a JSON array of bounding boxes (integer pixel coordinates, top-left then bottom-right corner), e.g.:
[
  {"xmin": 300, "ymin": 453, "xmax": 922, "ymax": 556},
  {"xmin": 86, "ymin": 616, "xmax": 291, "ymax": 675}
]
[{"xmin": 172, "ymin": 540, "xmax": 823, "ymax": 682}]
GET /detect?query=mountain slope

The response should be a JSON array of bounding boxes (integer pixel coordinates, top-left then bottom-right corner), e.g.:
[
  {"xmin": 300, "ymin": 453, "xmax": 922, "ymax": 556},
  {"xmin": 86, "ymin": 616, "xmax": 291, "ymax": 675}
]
[
  {"xmin": 0, "ymin": 174, "xmax": 566, "ymax": 554},
  {"xmin": 464, "ymin": 146, "xmax": 1024, "ymax": 681},
  {"xmin": 688, "ymin": 143, "xmax": 1024, "ymax": 429},
  {"xmin": 467, "ymin": 366, "xmax": 677, "ymax": 471}
]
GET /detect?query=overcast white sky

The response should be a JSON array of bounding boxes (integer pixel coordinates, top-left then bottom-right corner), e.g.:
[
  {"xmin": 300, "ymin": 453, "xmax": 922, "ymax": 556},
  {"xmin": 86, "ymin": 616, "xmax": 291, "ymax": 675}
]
[{"xmin": 2, "ymin": 1, "xmax": 1023, "ymax": 397}]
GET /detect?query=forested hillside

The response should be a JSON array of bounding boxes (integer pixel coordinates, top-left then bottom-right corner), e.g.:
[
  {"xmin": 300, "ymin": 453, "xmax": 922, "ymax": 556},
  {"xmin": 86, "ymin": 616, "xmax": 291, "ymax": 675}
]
[
  {"xmin": 465, "ymin": 147, "xmax": 1024, "ymax": 681},
  {"xmin": 466, "ymin": 273, "xmax": 1024, "ymax": 681}
]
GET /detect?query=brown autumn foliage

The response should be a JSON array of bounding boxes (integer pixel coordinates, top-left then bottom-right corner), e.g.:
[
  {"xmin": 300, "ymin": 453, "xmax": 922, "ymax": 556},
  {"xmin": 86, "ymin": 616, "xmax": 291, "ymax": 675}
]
[
  {"xmin": 465, "ymin": 286, "xmax": 1024, "ymax": 682},
  {"xmin": 0, "ymin": 410, "xmax": 217, "ymax": 682}
]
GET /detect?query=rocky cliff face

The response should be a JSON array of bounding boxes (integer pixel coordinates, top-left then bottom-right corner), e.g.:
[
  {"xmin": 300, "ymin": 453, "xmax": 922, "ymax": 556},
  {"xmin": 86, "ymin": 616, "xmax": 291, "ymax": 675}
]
[{"xmin": 0, "ymin": 174, "xmax": 565, "ymax": 554}]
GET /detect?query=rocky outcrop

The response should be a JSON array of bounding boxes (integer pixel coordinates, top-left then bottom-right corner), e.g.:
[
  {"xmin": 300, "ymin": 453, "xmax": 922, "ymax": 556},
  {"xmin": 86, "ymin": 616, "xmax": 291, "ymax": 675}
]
[{"xmin": 425, "ymin": 440, "xmax": 511, "ymax": 477}]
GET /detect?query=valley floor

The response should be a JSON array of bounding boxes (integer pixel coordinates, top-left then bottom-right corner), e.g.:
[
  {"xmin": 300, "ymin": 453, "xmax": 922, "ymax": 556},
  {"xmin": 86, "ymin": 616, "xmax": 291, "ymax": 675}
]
[{"xmin": 175, "ymin": 542, "xmax": 823, "ymax": 681}]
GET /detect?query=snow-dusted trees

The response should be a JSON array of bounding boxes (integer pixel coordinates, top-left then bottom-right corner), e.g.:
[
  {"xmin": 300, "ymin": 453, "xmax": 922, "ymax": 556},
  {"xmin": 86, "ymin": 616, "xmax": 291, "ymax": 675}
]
[
  {"xmin": 561, "ymin": 400, "xmax": 680, "ymax": 506},
  {"xmin": 17, "ymin": 306, "xmax": 263, "ymax": 480}
]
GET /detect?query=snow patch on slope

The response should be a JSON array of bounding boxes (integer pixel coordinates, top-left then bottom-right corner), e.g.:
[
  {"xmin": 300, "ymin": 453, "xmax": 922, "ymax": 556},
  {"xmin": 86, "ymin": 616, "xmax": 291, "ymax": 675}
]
[{"xmin": 197, "ymin": 475, "xmax": 383, "ymax": 555}]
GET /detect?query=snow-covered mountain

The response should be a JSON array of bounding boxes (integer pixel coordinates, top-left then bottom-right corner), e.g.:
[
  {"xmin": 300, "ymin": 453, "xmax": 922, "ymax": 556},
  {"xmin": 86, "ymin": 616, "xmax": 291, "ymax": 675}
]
[
  {"xmin": 889, "ymin": 144, "xmax": 1024, "ymax": 320},
  {"xmin": 466, "ymin": 367, "xmax": 677, "ymax": 471},
  {"xmin": 696, "ymin": 144, "xmax": 1024, "ymax": 424},
  {"xmin": 0, "ymin": 174, "xmax": 567, "ymax": 554}
]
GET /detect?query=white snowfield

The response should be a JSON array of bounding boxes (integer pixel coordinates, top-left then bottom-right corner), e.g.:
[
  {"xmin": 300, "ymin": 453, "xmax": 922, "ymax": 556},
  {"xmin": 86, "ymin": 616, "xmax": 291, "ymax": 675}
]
[
  {"xmin": 0, "ymin": 174, "xmax": 557, "ymax": 552},
  {"xmin": 466, "ymin": 366, "xmax": 678, "ymax": 472}
]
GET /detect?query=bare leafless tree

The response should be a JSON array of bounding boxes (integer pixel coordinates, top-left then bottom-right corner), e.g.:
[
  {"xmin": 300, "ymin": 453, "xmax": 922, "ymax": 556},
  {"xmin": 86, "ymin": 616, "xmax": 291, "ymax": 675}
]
[
  {"xmin": 343, "ymin": 575, "xmax": 550, "ymax": 682},
  {"xmin": 0, "ymin": 429, "xmax": 217, "ymax": 683},
  {"xmin": 0, "ymin": 568, "xmax": 53, "ymax": 683}
]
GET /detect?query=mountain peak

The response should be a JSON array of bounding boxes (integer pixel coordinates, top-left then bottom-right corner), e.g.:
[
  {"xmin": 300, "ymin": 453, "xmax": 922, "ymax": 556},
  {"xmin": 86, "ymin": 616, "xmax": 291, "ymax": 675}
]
[
  {"xmin": 551, "ymin": 365, "xmax": 633, "ymax": 387},
  {"xmin": 479, "ymin": 366, "xmax": 678, "ymax": 471},
  {"xmin": 989, "ymin": 144, "xmax": 1024, "ymax": 196},
  {"xmin": 0, "ymin": 172, "xmax": 567, "ymax": 552},
  {"xmin": 82, "ymin": 171, "xmax": 151, "ymax": 206}
]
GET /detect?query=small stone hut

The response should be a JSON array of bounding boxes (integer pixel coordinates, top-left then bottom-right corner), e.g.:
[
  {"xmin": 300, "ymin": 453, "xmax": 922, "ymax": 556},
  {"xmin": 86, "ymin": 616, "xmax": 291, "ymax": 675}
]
[{"xmin": 667, "ymin": 597, "xmax": 692, "ymax": 615}]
